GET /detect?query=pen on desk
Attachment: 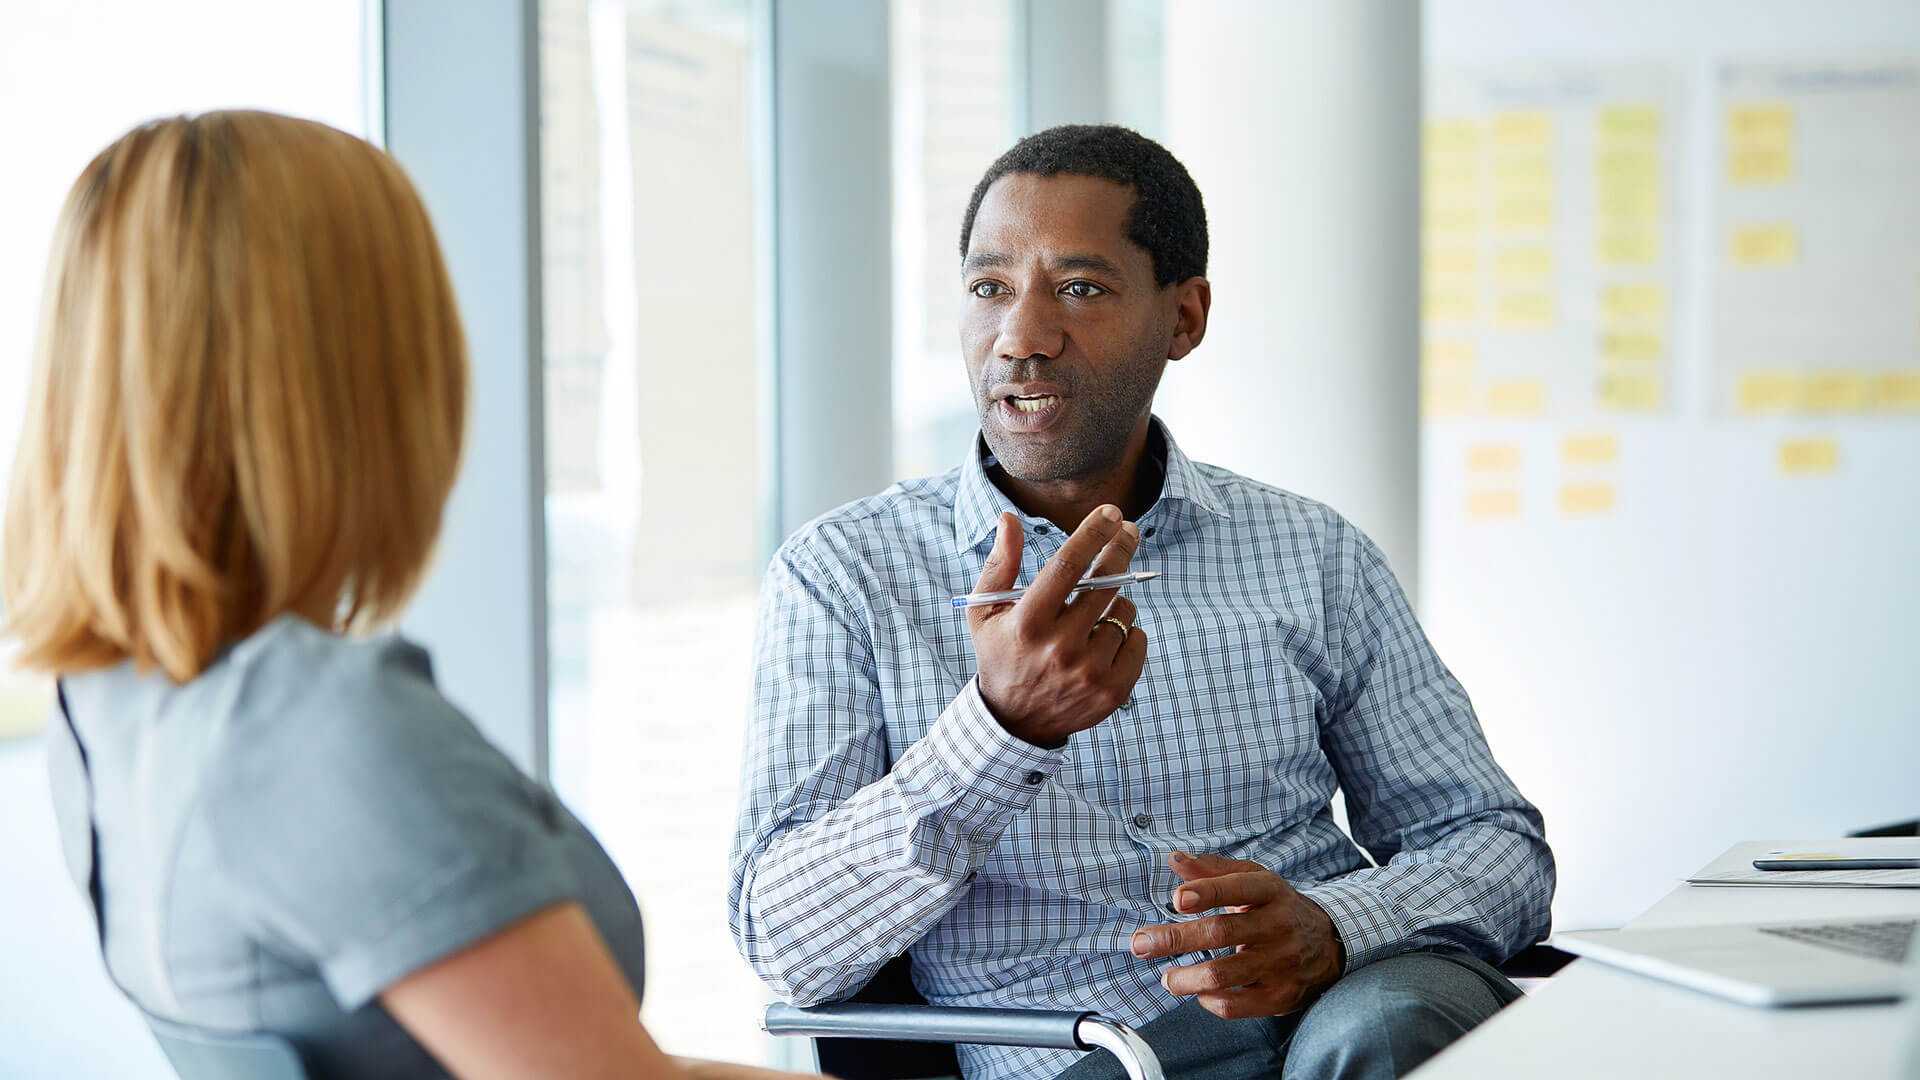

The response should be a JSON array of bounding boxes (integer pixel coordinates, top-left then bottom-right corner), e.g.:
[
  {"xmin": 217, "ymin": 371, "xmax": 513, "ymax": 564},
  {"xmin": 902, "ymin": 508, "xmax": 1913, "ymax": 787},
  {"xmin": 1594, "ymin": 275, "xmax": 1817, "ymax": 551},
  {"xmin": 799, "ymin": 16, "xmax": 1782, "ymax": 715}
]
[{"xmin": 951, "ymin": 571, "xmax": 1163, "ymax": 610}]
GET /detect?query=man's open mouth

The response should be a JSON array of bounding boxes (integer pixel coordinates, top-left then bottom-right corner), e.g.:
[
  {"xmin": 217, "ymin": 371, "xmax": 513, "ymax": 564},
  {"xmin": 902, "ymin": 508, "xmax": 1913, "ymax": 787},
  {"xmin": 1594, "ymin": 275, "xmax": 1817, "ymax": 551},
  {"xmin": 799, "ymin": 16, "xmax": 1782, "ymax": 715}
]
[{"xmin": 1007, "ymin": 394, "xmax": 1059, "ymax": 413}]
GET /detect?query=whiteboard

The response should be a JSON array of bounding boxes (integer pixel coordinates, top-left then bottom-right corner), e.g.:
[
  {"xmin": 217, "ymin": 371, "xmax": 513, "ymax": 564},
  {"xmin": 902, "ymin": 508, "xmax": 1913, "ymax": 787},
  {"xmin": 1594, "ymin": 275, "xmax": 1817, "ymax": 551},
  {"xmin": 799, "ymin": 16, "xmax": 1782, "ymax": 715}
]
[{"xmin": 1422, "ymin": 0, "xmax": 1920, "ymax": 930}]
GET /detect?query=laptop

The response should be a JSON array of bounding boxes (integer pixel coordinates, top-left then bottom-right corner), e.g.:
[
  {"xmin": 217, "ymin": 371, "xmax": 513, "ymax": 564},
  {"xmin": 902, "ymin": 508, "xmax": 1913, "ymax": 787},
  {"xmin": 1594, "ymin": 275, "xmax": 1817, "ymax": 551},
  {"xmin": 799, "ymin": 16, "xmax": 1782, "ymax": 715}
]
[{"xmin": 1552, "ymin": 917, "xmax": 1915, "ymax": 1006}]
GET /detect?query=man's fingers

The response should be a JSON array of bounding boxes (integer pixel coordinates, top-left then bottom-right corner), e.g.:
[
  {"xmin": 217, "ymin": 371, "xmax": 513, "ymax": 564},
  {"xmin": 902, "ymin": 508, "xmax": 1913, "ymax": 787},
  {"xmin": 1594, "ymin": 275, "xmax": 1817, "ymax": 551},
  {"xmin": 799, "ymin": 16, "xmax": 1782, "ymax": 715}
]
[
  {"xmin": 1166, "ymin": 850, "xmax": 1266, "ymax": 884},
  {"xmin": 1021, "ymin": 505, "xmax": 1124, "ymax": 614},
  {"xmin": 1160, "ymin": 951, "xmax": 1266, "ymax": 997},
  {"xmin": 1062, "ymin": 520, "xmax": 1141, "ymax": 631},
  {"xmin": 1130, "ymin": 911, "xmax": 1257, "ymax": 959},
  {"xmin": 1089, "ymin": 595, "xmax": 1136, "ymax": 663},
  {"xmin": 1169, "ymin": 870, "xmax": 1286, "ymax": 915},
  {"xmin": 1197, "ymin": 982, "xmax": 1302, "ymax": 1020}
]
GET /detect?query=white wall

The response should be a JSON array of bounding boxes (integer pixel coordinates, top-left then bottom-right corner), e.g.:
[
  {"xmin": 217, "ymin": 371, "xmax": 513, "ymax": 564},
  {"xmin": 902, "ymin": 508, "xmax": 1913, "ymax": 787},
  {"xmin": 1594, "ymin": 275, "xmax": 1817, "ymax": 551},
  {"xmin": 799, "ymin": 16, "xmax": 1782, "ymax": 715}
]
[
  {"xmin": 1424, "ymin": 0, "xmax": 1920, "ymax": 929},
  {"xmin": 1156, "ymin": 0, "xmax": 1422, "ymax": 591}
]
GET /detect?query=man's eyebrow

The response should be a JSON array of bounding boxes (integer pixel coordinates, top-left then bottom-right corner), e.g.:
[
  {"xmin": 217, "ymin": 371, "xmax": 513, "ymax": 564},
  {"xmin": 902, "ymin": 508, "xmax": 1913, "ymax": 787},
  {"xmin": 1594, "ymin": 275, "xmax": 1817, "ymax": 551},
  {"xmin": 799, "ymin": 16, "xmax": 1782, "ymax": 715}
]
[
  {"xmin": 962, "ymin": 252, "xmax": 1010, "ymax": 273},
  {"xmin": 1051, "ymin": 253, "xmax": 1125, "ymax": 276}
]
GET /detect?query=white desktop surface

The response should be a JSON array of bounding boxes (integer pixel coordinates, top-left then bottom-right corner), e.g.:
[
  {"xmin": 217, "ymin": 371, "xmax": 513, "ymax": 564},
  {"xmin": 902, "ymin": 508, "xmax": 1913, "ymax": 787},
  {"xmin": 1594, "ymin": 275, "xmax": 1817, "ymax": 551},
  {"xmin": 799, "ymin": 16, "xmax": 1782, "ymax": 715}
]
[{"xmin": 1411, "ymin": 842, "xmax": 1920, "ymax": 1079}]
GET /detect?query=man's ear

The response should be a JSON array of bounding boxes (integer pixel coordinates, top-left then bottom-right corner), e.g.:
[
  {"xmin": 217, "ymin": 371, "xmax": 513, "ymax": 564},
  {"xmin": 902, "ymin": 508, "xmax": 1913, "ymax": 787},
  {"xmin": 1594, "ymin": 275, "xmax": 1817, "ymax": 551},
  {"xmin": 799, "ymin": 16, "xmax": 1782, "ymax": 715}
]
[{"xmin": 1167, "ymin": 277, "xmax": 1211, "ymax": 361}]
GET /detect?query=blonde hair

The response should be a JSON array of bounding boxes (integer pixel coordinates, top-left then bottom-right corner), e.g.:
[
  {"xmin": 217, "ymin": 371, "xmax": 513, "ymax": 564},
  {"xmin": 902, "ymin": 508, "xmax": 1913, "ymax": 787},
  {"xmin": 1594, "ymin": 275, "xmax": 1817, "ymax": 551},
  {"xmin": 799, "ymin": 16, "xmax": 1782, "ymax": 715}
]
[{"xmin": 4, "ymin": 110, "xmax": 467, "ymax": 683}]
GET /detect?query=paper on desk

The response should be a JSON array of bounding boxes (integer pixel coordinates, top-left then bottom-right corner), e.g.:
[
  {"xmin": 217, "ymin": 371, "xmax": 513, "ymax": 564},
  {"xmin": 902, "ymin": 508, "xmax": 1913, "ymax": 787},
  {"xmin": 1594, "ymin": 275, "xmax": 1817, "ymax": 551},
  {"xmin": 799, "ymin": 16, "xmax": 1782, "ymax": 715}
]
[{"xmin": 1687, "ymin": 838, "xmax": 1920, "ymax": 888}]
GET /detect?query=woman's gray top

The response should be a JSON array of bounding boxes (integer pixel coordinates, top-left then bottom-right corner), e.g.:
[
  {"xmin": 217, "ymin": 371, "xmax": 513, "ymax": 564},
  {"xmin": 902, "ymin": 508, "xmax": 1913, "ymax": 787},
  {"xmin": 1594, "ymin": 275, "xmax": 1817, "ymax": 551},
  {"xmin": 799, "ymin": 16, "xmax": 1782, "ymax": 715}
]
[{"xmin": 46, "ymin": 615, "xmax": 646, "ymax": 1078}]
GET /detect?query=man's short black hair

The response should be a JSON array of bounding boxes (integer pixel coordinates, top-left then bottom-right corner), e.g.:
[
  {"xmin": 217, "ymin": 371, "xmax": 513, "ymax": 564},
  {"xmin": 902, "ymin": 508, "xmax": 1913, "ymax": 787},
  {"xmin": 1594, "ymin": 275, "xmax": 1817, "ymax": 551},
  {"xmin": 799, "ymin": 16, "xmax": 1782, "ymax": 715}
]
[{"xmin": 958, "ymin": 124, "xmax": 1208, "ymax": 288}]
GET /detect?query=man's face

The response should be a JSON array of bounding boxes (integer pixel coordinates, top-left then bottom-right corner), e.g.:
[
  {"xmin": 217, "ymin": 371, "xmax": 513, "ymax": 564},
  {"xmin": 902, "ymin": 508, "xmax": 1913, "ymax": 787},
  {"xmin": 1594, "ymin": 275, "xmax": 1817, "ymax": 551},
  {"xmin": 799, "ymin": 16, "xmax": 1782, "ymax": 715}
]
[{"xmin": 960, "ymin": 173, "xmax": 1176, "ymax": 484}]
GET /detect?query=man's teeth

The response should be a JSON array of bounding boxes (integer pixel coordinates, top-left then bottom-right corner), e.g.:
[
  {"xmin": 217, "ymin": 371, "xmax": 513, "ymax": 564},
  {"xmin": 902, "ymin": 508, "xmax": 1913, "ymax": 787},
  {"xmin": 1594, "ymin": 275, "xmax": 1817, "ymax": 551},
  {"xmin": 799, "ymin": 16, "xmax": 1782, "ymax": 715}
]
[{"xmin": 1009, "ymin": 395, "xmax": 1058, "ymax": 413}]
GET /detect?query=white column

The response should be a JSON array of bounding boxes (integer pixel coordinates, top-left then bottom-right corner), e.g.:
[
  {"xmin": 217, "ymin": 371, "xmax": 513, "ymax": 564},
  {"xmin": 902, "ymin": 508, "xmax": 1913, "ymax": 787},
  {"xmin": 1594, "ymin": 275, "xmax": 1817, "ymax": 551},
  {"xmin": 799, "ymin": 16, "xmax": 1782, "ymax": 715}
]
[
  {"xmin": 385, "ymin": 0, "xmax": 550, "ymax": 776},
  {"xmin": 1156, "ymin": 0, "xmax": 1421, "ymax": 593},
  {"xmin": 764, "ymin": 0, "xmax": 895, "ymax": 547}
]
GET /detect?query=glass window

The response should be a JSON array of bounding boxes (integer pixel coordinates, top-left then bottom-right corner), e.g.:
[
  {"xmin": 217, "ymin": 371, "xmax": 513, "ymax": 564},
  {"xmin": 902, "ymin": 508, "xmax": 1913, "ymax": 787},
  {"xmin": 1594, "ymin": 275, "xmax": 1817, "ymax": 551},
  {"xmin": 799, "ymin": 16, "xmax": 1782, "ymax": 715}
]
[
  {"xmin": 889, "ymin": 0, "xmax": 1016, "ymax": 480},
  {"xmin": 0, "ymin": 6, "xmax": 368, "ymax": 1074},
  {"xmin": 539, "ymin": 0, "xmax": 768, "ymax": 1062}
]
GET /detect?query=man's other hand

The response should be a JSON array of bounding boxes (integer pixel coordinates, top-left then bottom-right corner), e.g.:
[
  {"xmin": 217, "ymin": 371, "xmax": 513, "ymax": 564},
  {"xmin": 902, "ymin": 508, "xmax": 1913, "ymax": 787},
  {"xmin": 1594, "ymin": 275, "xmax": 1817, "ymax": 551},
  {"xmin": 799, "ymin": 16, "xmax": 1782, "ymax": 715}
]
[
  {"xmin": 966, "ymin": 506, "xmax": 1148, "ymax": 747},
  {"xmin": 1129, "ymin": 851, "xmax": 1345, "ymax": 1018}
]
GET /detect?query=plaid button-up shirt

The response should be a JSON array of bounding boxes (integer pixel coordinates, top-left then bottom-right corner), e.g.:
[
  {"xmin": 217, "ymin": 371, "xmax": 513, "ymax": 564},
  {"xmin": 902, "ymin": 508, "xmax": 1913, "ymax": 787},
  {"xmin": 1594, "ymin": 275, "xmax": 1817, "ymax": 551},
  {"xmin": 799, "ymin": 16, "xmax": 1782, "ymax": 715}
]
[{"xmin": 731, "ymin": 419, "xmax": 1553, "ymax": 1080}]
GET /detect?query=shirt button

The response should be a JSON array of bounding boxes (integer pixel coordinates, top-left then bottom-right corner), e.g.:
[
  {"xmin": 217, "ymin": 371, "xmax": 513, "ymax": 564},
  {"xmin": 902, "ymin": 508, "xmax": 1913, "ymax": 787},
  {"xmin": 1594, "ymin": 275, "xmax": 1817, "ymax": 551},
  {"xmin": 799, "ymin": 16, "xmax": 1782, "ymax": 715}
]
[
  {"xmin": 1033, "ymin": 524, "xmax": 1052, "ymax": 534},
  {"xmin": 1132, "ymin": 813, "xmax": 1152, "ymax": 829},
  {"xmin": 1164, "ymin": 901, "xmax": 1180, "ymax": 916},
  {"xmin": 964, "ymin": 870, "xmax": 978, "ymax": 883},
  {"xmin": 1025, "ymin": 770, "xmax": 1046, "ymax": 786},
  {"xmin": 1142, "ymin": 527, "xmax": 1157, "ymax": 538}
]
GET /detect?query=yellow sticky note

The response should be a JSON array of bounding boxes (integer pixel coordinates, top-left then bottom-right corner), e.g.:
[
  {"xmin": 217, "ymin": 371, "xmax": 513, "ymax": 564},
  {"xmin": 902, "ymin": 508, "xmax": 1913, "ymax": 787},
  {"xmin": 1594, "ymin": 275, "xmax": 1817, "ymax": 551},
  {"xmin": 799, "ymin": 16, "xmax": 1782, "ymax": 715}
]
[
  {"xmin": 1467, "ymin": 489, "xmax": 1521, "ymax": 518},
  {"xmin": 1423, "ymin": 287, "xmax": 1477, "ymax": 324},
  {"xmin": 1496, "ymin": 292, "xmax": 1556, "ymax": 330},
  {"xmin": 1600, "ymin": 284, "xmax": 1666, "ymax": 322},
  {"xmin": 1558, "ymin": 483, "xmax": 1616, "ymax": 514},
  {"xmin": 1600, "ymin": 331, "xmax": 1663, "ymax": 365},
  {"xmin": 1422, "ymin": 339, "xmax": 1478, "ymax": 376},
  {"xmin": 1801, "ymin": 372, "xmax": 1869, "ymax": 413},
  {"xmin": 1727, "ymin": 104, "xmax": 1794, "ymax": 145},
  {"xmin": 1599, "ymin": 375, "xmax": 1662, "ymax": 411},
  {"xmin": 1486, "ymin": 378, "xmax": 1547, "ymax": 415},
  {"xmin": 1730, "ymin": 224, "xmax": 1797, "ymax": 266},
  {"xmin": 1598, "ymin": 228, "xmax": 1659, "ymax": 266},
  {"xmin": 1729, "ymin": 147, "xmax": 1793, "ymax": 186},
  {"xmin": 1495, "ymin": 247, "xmax": 1554, "ymax": 284},
  {"xmin": 1737, "ymin": 372, "xmax": 1800, "ymax": 413},
  {"xmin": 1423, "ymin": 247, "xmax": 1477, "ymax": 280},
  {"xmin": 1599, "ymin": 105, "xmax": 1660, "ymax": 144},
  {"xmin": 1778, "ymin": 438, "xmax": 1838, "ymax": 474},
  {"xmin": 1874, "ymin": 371, "xmax": 1920, "ymax": 412},
  {"xmin": 1596, "ymin": 148, "xmax": 1660, "ymax": 185},
  {"xmin": 1423, "ymin": 382, "xmax": 1474, "ymax": 418},
  {"xmin": 1493, "ymin": 110, "xmax": 1553, "ymax": 151},
  {"xmin": 1424, "ymin": 168, "xmax": 1478, "ymax": 204},
  {"xmin": 1426, "ymin": 120, "xmax": 1479, "ymax": 156},
  {"xmin": 1597, "ymin": 179, "xmax": 1661, "ymax": 221},
  {"xmin": 1466, "ymin": 443, "xmax": 1523, "ymax": 472},
  {"xmin": 1562, "ymin": 433, "xmax": 1620, "ymax": 466},
  {"xmin": 1495, "ymin": 195, "xmax": 1554, "ymax": 231},
  {"xmin": 1424, "ymin": 205, "xmax": 1478, "ymax": 233},
  {"xmin": 1492, "ymin": 156, "xmax": 1554, "ymax": 197}
]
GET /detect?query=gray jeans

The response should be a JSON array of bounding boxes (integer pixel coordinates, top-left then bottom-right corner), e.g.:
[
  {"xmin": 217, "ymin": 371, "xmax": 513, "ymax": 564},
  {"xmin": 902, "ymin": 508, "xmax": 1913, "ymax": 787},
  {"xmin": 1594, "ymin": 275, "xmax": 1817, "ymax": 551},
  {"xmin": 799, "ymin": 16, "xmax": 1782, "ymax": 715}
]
[{"xmin": 1055, "ymin": 950, "xmax": 1521, "ymax": 1080}]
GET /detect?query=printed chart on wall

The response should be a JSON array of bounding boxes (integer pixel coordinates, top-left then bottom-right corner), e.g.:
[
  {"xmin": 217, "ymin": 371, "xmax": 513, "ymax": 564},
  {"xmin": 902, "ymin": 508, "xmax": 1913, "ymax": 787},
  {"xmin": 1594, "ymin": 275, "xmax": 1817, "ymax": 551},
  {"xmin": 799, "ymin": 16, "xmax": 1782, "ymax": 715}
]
[
  {"xmin": 1713, "ymin": 59, "xmax": 1920, "ymax": 427},
  {"xmin": 1424, "ymin": 65, "xmax": 1684, "ymax": 519}
]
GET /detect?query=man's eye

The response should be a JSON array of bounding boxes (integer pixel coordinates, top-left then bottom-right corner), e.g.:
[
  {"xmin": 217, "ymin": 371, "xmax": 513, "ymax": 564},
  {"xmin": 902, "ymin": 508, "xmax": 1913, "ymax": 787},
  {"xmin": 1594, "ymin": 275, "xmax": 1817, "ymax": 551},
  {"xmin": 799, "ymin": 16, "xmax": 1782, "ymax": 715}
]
[
  {"xmin": 1063, "ymin": 280, "xmax": 1105, "ymax": 298},
  {"xmin": 970, "ymin": 280, "xmax": 1006, "ymax": 298}
]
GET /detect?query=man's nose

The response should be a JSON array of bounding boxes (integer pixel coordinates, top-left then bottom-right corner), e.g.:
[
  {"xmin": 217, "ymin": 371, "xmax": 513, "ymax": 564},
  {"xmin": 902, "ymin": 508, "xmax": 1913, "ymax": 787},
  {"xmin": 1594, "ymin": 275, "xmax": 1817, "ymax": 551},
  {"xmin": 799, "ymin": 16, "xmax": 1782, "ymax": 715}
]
[{"xmin": 995, "ymin": 289, "xmax": 1065, "ymax": 361}]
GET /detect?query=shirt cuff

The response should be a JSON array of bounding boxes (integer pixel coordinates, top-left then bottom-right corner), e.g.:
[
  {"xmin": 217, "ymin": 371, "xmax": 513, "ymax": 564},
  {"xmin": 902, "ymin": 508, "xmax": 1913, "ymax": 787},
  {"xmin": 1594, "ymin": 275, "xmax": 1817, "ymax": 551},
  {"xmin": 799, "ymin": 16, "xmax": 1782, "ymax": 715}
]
[
  {"xmin": 916, "ymin": 677, "xmax": 1066, "ymax": 816},
  {"xmin": 1297, "ymin": 875, "xmax": 1406, "ymax": 974}
]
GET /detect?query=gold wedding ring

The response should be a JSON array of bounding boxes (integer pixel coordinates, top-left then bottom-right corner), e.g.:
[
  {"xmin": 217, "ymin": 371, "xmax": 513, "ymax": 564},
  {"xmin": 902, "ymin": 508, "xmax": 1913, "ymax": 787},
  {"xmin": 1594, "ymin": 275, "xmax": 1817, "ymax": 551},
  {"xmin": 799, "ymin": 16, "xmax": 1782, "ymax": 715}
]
[{"xmin": 1095, "ymin": 615, "xmax": 1131, "ymax": 637}]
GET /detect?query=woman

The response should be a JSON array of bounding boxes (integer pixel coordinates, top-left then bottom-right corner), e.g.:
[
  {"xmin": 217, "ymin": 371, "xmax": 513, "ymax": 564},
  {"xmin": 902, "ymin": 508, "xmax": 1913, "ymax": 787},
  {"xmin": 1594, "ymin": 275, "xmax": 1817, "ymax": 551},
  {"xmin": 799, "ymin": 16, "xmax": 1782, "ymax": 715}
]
[{"xmin": 6, "ymin": 110, "xmax": 818, "ymax": 1080}]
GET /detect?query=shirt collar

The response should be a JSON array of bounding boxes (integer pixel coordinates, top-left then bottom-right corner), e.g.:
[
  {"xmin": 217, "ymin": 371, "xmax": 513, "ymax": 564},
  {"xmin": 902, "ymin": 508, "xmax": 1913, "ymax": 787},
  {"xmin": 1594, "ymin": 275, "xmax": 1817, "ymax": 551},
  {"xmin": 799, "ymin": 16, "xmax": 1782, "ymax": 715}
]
[{"xmin": 953, "ymin": 416, "xmax": 1232, "ymax": 551}]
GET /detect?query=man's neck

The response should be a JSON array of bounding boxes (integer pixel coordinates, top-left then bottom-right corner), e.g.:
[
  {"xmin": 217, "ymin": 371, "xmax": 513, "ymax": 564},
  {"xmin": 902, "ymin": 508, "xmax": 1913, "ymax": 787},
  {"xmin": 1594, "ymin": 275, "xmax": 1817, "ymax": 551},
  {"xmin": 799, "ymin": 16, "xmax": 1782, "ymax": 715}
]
[{"xmin": 988, "ymin": 420, "xmax": 1165, "ymax": 532}]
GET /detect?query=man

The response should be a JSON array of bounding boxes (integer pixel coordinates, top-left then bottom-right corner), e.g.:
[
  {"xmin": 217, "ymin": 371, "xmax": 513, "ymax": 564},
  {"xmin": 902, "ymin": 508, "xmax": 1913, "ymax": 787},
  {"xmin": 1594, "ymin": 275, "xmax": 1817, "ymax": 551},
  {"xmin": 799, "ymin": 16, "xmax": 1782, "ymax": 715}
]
[{"xmin": 730, "ymin": 125, "xmax": 1554, "ymax": 1080}]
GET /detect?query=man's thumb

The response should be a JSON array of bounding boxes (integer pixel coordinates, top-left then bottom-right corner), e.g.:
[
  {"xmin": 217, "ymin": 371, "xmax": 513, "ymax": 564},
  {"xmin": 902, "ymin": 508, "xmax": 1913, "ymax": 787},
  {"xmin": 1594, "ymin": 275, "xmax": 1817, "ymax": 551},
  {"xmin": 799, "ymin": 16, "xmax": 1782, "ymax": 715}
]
[{"xmin": 974, "ymin": 512, "xmax": 1022, "ymax": 594}]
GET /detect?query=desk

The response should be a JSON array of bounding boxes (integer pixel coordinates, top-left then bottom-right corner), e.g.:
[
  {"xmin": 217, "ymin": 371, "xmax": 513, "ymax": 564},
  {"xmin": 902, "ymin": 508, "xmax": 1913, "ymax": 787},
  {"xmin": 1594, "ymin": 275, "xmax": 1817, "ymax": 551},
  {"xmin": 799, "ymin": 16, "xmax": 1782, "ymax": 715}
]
[{"xmin": 1412, "ymin": 842, "xmax": 1920, "ymax": 1078}]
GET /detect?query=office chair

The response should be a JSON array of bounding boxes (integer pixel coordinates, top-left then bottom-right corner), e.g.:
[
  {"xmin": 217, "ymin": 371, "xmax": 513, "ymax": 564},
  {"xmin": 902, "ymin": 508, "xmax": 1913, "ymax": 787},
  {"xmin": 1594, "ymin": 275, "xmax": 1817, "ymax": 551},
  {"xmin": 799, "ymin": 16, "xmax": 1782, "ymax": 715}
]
[
  {"xmin": 765, "ymin": 938, "xmax": 1575, "ymax": 1079},
  {"xmin": 143, "ymin": 1014, "xmax": 310, "ymax": 1080},
  {"xmin": 763, "ymin": 955, "xmax": 1162, "ymax": 1080}
]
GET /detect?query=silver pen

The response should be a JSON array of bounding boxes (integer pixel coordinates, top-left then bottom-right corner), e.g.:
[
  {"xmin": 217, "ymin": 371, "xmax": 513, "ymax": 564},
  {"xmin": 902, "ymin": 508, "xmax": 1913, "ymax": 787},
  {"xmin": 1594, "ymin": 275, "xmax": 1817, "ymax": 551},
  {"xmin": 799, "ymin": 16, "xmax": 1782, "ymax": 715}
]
[{"xmin": 951, "ymin": 571, "xmax": 1162, "ymax": 610}]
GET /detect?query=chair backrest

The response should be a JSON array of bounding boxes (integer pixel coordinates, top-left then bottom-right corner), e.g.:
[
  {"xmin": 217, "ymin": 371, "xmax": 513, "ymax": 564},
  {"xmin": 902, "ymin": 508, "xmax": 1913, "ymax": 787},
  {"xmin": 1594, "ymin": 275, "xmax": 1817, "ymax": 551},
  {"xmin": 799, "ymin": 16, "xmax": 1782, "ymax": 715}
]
[
  {"xmin": 814, "ymin": 954, "xmax": 961, "ymax": 1080},
  {"xmin": 145, "ymin": 1015, "xmax": 310, "ymax": 1080}
]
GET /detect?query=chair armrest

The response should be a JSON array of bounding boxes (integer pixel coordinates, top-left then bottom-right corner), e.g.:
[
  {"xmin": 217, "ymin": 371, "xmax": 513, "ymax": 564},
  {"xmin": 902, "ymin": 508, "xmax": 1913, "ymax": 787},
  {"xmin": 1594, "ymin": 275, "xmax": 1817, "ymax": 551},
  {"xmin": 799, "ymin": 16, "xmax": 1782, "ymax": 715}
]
[
  {"xmin": 762, "ymin": 1003, "xmax": 1164, "ymax": 1080},
  {"xmin": 763, "ymin": 1002, "xmax": 1088, "ymax": 1050}
]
